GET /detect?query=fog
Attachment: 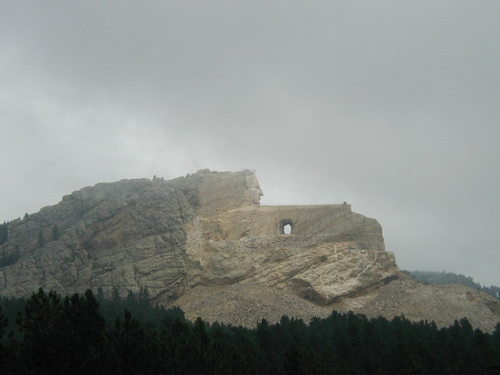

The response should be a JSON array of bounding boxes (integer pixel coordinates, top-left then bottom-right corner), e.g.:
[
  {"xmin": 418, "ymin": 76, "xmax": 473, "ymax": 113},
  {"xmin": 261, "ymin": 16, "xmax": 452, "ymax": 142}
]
[{"xmin": 1, "ymin": 1, "xmax": 498, "ymax": 285}]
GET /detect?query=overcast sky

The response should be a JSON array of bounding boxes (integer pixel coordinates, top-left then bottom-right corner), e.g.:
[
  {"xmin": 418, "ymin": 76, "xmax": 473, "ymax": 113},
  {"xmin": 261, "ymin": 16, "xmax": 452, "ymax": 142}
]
[{"xmin": 1, "ymin": 1, "xmax": 499, "ymax": 285}]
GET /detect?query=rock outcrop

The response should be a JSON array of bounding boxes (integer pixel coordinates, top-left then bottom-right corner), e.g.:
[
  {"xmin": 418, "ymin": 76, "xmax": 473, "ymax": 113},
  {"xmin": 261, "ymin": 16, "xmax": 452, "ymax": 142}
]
[{"xmin": 0, "ymin": 169, "xmax": 498, "ymax": 331}]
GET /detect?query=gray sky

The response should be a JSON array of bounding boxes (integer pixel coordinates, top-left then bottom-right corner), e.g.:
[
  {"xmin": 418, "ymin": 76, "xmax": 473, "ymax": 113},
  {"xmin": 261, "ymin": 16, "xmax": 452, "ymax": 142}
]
[{"xmin": 1, "ymin": 1, "xmax": 499, "ymax": 285}]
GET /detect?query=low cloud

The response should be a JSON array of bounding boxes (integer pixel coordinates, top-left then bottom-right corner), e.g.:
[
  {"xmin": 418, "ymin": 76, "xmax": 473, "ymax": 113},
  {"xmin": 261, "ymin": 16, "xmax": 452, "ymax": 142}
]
[{"xmin": 1, "ymin": 1, "xmax": 499, "ymax": 285}]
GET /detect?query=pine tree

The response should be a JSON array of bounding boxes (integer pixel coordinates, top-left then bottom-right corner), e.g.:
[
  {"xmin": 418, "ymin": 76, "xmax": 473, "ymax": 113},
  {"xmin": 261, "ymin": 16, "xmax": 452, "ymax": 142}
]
[
  {"xmin": 0, "ymin": 306, "xmax": 10, "ymax": 372},
  {"xmin": 37, "ymin": 230, "xmax": 44, "ymax": 247},
  {"xmin": 51, "ymin": 225, "xmax": 59, "ymax": 240},
  {"xmin": 0, "ymin": 222, "xmax": 8, "ymax": 246},
  {"xmin": 0, "ymin": 305, "xmax": 7, "ymax": 341},
  {"xmin": 16, "ymin": 289, "xmax": 108, "ymax": 374},
  {"xmin": 110, "ymin": 309, "xmax": 156, "ymax": 374}
]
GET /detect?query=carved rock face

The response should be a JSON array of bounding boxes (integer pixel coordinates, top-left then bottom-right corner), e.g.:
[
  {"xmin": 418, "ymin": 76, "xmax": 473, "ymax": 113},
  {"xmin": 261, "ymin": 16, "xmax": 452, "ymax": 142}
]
[
  {"xmin": 1, "ymin": 169, "xmax": 498, "ymax": 330},
  {"xmin": 0, "ymin": 170, "xmax": 389, "ymax": 300},
  {"xmin": 245, "ymin": 174, "xmax": 263, "ymax": 205}
]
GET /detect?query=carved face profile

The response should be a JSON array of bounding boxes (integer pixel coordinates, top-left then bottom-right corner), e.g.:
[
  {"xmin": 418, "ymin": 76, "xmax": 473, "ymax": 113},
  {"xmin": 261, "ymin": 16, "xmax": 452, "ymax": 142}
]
[{"xmin": 245, "ymin": 175, "xmax": 263, "ymax": 205}]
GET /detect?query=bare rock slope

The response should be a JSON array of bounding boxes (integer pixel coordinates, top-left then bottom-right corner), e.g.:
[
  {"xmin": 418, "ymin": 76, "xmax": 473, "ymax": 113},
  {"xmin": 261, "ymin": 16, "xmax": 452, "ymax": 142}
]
[{"xmin": 0, "ymin": 170, "xmax": 498, "ymax": 331}]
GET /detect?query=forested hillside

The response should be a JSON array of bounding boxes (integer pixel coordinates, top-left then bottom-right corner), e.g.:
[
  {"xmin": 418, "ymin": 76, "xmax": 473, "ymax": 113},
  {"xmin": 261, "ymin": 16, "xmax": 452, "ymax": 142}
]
[
  {"xmin": 404, "ymin": 270, "xmax": 500, "ymax": 299},
  {"xmin": 1, "ymin": 289, "xmax": 499, "ymax": 374}
]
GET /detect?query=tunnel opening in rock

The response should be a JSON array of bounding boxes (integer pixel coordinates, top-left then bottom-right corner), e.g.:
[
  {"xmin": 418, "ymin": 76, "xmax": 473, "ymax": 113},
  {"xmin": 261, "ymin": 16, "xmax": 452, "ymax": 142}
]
[
  {"xmin": 280, "ymin": 220, "xmax": 294, "ymax": 235},
  {"xmin": 283, "ymin": 224, "xmax": 292, "ymax": 234}
]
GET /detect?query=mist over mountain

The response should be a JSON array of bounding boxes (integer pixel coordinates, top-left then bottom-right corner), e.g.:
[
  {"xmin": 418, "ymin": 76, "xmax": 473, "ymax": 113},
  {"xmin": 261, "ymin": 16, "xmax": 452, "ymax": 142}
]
[{"xmin": 1, "ymin": 1, "xmax": 499, "ymax": 287}]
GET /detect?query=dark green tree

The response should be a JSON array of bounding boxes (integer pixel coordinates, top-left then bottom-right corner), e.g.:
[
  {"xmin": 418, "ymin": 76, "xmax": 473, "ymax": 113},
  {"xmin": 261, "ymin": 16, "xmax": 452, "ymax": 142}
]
[
  {"xmin": 16, "ymin": 289, "xmax": 109, "ymax": 374},
  {"xmin": 16, "ymin": 289, "xmax": 63, "ymax": 372},
  {"xmin": 109, "ymin": 309, "xmax": 156, "ymax": 375},
  {"xmin": 51, "ymin": 225, "xmax": 59, "ymax": 240},
  {"xmin": 0, "ymin": 306, "xmax": 7, "ymax": 340},
  {"xmin": 37, "ymin": 230, "xmax": 44, "ymax": 248},
  {"xmin": 0, "ymin": 305, "xmax": 11, "ymax": 372},
  {"xmin": 0, "ymin": 222, "xmax": 8, "ymax": 246}
]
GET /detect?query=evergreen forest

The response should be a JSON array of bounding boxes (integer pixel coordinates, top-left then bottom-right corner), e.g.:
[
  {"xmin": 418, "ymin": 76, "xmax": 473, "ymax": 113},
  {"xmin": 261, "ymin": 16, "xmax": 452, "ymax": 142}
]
[
  {"xmin": 0, "ymin": 288, "xmax": 498, "ymax": 374},
  {"xmin": 404, "ymin": 270, "xmax": 500, "ymax": 299}
]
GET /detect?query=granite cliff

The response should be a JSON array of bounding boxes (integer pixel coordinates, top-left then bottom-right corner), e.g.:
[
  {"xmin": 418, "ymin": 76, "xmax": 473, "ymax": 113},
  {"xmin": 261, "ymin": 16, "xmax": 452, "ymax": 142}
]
[{"xmin": 0, "ymin": 170, "xmax": 498, "ymax": 330}]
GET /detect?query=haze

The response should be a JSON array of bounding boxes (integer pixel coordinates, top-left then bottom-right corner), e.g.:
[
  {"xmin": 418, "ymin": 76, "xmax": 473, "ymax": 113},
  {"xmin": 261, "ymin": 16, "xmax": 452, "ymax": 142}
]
[{"xmin": 1, "ymin": 1, "xmax": 498, "ymax": 285}]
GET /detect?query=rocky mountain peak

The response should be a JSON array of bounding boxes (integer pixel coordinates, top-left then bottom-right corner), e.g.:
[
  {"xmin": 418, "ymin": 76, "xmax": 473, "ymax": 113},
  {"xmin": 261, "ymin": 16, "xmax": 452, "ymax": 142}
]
[{"xmin": 0, "ymin": 170, "xmax": 498, "ymax": 331}]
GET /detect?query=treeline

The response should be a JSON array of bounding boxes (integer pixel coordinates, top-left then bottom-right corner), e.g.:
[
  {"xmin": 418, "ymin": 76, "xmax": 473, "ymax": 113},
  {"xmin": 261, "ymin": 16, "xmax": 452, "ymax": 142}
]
[
  {"xmin": 404, "ymin": 270, "xmax": 500, "ymax": 299},
  {"xmin": 0, "ymin": 288, "xmax": 184, "ymax": 339},
  {"xmin": 1, "ymin": 289, "xmax": 499, "ymax": 375}
]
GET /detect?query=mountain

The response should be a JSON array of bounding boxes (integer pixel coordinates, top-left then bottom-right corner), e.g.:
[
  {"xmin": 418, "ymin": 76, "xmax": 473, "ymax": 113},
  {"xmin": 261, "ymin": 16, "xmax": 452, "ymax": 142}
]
[{"xmin": 0, "ymin": 170, "xmax": 498, "ymax": 330}]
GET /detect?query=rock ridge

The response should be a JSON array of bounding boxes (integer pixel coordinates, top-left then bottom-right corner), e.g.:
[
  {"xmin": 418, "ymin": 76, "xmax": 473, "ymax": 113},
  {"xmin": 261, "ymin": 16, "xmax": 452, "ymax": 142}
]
[{"xmin": 0, "ymin": 169, "xmax": 498, "ymax": 331}]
